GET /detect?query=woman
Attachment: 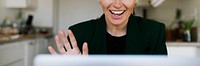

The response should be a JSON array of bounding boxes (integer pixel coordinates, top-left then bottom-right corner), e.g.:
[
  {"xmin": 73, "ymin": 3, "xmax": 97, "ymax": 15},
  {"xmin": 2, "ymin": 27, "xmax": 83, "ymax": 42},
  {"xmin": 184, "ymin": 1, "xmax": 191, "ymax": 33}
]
[{"xmin": 48, "ymin": 0, "xmax": 167, "ymax": 55}]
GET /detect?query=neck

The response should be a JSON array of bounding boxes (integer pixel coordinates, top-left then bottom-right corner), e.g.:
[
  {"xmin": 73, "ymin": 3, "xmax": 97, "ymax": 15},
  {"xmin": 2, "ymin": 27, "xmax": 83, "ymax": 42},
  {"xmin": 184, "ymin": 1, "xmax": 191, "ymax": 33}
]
[{"xmin": 106, "ymin": 20, "xmax": 128, "ymax": 37}]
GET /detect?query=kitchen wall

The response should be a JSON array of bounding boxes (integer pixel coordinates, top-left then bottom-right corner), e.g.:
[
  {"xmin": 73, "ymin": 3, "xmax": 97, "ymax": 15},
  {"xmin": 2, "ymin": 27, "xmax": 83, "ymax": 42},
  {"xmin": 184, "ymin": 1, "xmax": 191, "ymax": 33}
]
[
  {"xmin": 0, "ymin": 0, "xmax": 18, "ymax": 22},
  {"xmin": 23, "ymin": 0, "xmax": 54, "ymax": 27},
  {"xmin": 57, "ymin": 0, "xmax": 103, "ymax": 32},
  {"xmin": 146, "ymin": 0, "xmax": 180, "ymax": 26},
  {"xmin": 179, "ymin": 0, "xmax": 200, "ymax": 26}
]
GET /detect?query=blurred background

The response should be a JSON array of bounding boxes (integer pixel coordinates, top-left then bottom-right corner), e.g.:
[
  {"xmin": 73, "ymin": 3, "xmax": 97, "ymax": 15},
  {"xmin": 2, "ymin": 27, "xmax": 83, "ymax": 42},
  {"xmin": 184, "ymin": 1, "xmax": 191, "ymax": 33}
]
[{"xmin": 0, "ymin": 0, "xmax": 200, "ymax": 66}]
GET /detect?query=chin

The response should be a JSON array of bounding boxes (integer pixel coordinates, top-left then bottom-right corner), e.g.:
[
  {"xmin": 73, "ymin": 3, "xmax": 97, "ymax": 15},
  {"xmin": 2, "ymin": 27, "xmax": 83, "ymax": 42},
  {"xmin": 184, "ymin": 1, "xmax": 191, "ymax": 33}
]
[
  {"xmin": 110, "ymin": 20, "xmax": 125, "ymax": 25},
  {"xmin": 105, "ymin": 12, "xmax": 128, "ymax": 26}
]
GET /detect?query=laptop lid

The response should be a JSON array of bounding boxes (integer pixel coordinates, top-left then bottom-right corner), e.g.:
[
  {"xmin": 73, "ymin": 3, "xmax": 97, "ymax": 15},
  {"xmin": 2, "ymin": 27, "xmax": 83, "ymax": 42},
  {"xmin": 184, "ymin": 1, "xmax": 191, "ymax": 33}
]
[{"xmin": 34, "ymin": 55, "xmax": 200, "ymax": 66}]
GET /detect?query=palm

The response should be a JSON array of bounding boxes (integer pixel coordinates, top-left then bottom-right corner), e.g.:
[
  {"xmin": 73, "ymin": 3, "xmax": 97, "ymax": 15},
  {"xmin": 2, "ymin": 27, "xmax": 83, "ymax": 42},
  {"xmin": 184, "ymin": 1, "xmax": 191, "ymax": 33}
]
[
  {"xmin": 65, "ymin": 48, "xmax": 81, "ymax": 54},
  {"xmin": 48, "ymin": 30, "xmax": 88, "ymax": 55}
]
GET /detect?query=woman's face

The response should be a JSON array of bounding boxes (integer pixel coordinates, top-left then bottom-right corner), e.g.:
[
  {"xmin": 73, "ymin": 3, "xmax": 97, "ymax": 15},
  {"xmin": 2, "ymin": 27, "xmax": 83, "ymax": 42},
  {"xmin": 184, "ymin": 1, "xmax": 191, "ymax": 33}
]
[{"xmin": 99, "ymin": 0, "xmax": 137, "ymax": 26}]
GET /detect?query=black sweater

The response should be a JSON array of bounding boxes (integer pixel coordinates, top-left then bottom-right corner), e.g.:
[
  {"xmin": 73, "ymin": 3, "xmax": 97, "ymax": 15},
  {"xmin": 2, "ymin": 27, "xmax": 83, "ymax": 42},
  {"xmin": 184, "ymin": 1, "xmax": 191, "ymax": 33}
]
[{"xmin": 68, "ymin": 14, "xmax": 167, "ymax": 55}]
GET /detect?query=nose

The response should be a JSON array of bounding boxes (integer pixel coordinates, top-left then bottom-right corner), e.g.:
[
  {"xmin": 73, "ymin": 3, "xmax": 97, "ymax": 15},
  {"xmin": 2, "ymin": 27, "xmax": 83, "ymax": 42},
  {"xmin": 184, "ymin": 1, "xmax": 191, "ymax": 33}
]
[{"xmin": 113, "ymin": 0, "xmax": 122, "ymax": 9}]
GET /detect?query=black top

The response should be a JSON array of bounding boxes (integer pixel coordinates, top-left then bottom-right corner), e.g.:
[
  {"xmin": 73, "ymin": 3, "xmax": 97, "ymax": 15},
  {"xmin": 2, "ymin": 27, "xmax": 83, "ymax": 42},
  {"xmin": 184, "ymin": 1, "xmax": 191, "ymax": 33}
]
[
  {"xmin": 68, "ymin": 14, "xmax": 167, "ymax": 55},
  {"xmin": 106, "ymin": 31, "xmax": 126, "ymax": 54}
]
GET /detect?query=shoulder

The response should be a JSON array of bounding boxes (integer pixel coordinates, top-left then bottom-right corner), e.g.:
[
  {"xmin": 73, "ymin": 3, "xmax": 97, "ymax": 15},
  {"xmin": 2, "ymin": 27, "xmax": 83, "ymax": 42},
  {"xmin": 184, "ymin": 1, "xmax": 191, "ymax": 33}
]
[
  {"xmin": 134, "ymin": 16, "xmax": 165, "ymax": 32},
  {"xmin": 67, "ymin": 19, "xmax": 98, "ymax": 44},
  {"xmin": 68, "ymin": 18, "xmax": 98, "ymax": 38},
  {"xmin": 68, "ymin": 19, "xmax": 99, "ymax": 36},
  {"xmin": 68, "ymin": 19, "xmax": 97, "ymax": 31}
]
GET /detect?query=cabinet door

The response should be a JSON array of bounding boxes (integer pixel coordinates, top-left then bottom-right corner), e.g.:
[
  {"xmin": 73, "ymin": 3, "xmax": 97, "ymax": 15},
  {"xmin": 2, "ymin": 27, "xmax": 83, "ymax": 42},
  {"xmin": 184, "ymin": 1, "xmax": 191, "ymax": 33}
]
[
  {"xmin": 6, "ymin": 0, "xmax": 29, "ymax": 8},
  {"xmin": 0, "ymin": 41, "xmax": 25, "ymax": 66},
  {"xmin": 24, "ymin": 40, "xmax": 36, "ymax": 66},
  {"xmin": 35, "ymin": 38, "xmax": 49, "ymax": 54},
  {"xmin": 7, "ymin": 60, "xmax": 24, "ymax": 66},
  {"xmin": 46, "ymin": 37, "xmax": 56, "ymax": 53}
]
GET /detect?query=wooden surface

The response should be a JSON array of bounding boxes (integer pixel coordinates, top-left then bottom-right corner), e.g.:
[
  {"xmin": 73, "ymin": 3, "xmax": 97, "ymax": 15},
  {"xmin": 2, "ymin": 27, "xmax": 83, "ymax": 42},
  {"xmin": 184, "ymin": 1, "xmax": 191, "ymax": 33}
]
[{"xmin": 0, "ymin": 33, "xmax": 53, "ymax": 45}]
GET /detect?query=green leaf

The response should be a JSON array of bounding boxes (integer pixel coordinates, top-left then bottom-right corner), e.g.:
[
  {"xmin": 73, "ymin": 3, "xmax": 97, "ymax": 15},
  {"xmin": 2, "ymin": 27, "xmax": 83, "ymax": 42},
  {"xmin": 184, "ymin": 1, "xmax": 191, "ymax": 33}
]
[{"xmin": 184, "ymin": 18, "xmax": 195, "ymax": 31}]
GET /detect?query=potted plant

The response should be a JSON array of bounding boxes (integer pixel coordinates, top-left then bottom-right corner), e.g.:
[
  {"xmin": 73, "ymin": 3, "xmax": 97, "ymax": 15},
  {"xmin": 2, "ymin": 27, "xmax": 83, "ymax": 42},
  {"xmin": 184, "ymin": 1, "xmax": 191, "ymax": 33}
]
[{"xmin": 183, "ymin": 18, "xmax": 195, "ymax": 42}]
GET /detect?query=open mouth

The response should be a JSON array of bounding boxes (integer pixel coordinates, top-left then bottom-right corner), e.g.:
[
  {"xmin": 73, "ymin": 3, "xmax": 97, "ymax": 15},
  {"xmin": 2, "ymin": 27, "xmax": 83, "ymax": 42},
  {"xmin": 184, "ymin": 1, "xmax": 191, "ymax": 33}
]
[{"xmin": 109, "ymin": 10, "xmax": 126, "ymax": 15}]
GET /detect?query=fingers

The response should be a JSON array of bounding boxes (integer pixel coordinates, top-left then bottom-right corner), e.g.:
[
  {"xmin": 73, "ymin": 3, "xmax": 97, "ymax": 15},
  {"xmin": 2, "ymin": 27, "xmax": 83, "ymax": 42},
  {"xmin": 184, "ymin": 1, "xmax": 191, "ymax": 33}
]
[
  {"xmin": 68, "ymin": 30, "xmax": 78, "ymax": 49},
  {"xmin": 82, "ymin": 42, "xmax": 88, "ymax": 55},
  {"xmin": 59, "ymin": 31, "xmax": 71, "ymax": 50},
  {"xmin": 48, "ymin": 46, "xmax": 57, "ymax": 54},
  {"xmin": 53, "ymin": 30, "xmax": 84, "ymax": 55},
  {"xmin": 55, "ymin": 35, "xmax": 66, "ymax": 54}
]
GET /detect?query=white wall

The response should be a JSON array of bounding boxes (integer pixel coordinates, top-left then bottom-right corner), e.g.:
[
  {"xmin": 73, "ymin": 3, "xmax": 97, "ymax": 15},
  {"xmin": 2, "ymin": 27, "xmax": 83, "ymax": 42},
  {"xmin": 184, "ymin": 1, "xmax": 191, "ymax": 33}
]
[
  {"xmin": 24, "ymin": 0, "xmax": 53, "ymax": 27},
  {"xmin": 58, "ymin": 0, "xmax": 103, "ymax": 32},
  {"xmin": 146, "ymin": 0, "xmax": 180, "ymax": 26},
  {"xmin": 0, "ymin": 0, "xmax": 18, "ymax": 23},
  {"xmin": 179, "ymin": 0, "xmax": 200, "ymax": 26}
]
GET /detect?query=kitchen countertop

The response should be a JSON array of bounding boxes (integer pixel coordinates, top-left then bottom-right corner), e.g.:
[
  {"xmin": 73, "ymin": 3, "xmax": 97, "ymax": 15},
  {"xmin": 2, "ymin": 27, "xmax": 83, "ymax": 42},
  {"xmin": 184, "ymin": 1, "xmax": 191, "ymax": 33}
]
[
  {"xmin": 166, "ymin": 42, "xmax": 200, "ymax": 47},
  {"xmin": 0, "ymin": 27, "xmax": 54, "ymax": 45},
  {"xmin": 0, "ymin": 33, "xmax": 54, "ymax": 45}
]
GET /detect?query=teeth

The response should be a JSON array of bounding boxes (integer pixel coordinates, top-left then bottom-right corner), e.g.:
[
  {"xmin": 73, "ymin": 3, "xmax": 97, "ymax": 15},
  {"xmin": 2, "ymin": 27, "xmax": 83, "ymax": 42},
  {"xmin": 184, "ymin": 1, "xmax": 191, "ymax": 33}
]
[
  {"xmin": 112, "ymin": 11, "xmax": 124, "ymax": 14},
  {"xmin": 110, "ymin": 10, "xmax": 125, "ymax": 15}
]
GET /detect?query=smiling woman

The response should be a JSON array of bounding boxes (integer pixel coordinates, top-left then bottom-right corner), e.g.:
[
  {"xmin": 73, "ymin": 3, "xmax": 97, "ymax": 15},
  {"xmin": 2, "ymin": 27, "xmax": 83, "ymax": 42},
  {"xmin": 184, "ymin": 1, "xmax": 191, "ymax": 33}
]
[
  {"xmin": 48, "ymin": 0, "xmax": 167, "ymax": 55},
  {"xmin": 99, "ymin": 0, "xmax": 137, "ymax": 37}
]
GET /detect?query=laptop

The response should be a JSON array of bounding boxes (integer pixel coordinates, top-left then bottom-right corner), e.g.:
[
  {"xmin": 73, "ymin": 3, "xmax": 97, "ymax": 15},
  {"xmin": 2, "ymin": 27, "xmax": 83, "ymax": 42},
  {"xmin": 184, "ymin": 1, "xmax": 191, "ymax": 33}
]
[{"xmin": 34, "ymin": 55, "xmax": 200, "ymax": 66}]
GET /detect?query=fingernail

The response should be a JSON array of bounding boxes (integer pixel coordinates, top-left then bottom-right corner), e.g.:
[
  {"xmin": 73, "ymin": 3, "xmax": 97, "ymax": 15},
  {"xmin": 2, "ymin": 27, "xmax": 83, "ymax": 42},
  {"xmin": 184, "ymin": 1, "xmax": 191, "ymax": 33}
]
[
  {"xmin": 68, "ymin": 30, "xmax": 71, "ymax": 33},
  {"xmin": 84, "ymin": 42, "xmax": 87, "ymax": 45},
  {"xmin": 55, "ymin": 35, "xmax": 59, "ymax": 40},
  {"xmin": 59, "ymin": 31, "xmax": 62, "ymax": 34},
  {"xmin": 59, "ymin": 30, "xmax": 65, "ymax": 35}
]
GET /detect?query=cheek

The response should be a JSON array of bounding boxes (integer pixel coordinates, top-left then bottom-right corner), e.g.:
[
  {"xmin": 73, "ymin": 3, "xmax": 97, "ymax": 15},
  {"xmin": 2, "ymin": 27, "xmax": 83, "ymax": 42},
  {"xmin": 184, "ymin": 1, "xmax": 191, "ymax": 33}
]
[
  {"xmin": 122, "ymin": 0, "xmax": 135, "ymax": 8},
  {"xmin": 100, "ymin": 0, "xmax": 112, "ymax": 7}
]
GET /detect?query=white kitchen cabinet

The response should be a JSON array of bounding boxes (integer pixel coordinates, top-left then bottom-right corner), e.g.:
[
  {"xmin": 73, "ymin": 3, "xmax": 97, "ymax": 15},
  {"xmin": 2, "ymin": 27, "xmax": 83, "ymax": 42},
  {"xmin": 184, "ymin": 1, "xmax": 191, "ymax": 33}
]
[
  {"xmin": 35, "ymin": 38, "xmax": 49, "ymax": 54},
  {"xmin": 6, "ymin": 0, "xmax": 29, "ymax": 8},
  {"xmin": 167, "ymin": 42, "xmax": 200, "ymax": 57},
  {"xmin": 0, "ymin": 37, "xmax": 49, "ymax": 66},
  {"xmin": 24, "ymin": 38, "xmax": 49, "ymax": 66},
  {"xmin": 6, "ymin": 0, "xmax": 36, "ymax": 8},
  {"xmin": 46, "ymin": 37, "xmax": 57, "ymax": 53},
  {"xmin": 7, "ymin": 60, "xmax": 24, "ymax": 66},
  {"xmin": 24, "ymin": 40, "xmax": 37, "ymax": 66},
  {"xmin": 0, "ymin": 40, "xmax": 27, "ymax": 66}
]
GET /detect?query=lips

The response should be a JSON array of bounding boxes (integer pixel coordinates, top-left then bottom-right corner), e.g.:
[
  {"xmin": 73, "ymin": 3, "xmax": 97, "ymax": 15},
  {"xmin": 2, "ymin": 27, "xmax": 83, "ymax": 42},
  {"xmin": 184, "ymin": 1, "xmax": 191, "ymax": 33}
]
[
  {"xmin": 109, "ymin": 10, "xmax": 126, "ymax": 15},
  {"xmin": 109, "ymin": 10, "xmax": 126, "ymax": 19}
]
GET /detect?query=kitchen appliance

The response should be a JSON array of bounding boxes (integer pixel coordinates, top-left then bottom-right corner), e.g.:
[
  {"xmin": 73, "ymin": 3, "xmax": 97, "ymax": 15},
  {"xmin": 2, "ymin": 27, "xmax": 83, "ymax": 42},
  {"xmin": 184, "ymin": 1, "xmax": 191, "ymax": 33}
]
[{"xmin": 19, "ymin": 14, "xmax": 35, "ymax": 34}]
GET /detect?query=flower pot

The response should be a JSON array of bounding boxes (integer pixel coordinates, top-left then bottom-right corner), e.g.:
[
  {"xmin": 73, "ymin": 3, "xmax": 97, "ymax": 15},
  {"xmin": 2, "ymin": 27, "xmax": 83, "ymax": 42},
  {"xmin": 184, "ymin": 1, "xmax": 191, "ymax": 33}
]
[{"xmin": 183, "ymin": 30, "xmax": 191, "ymax": 42}]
